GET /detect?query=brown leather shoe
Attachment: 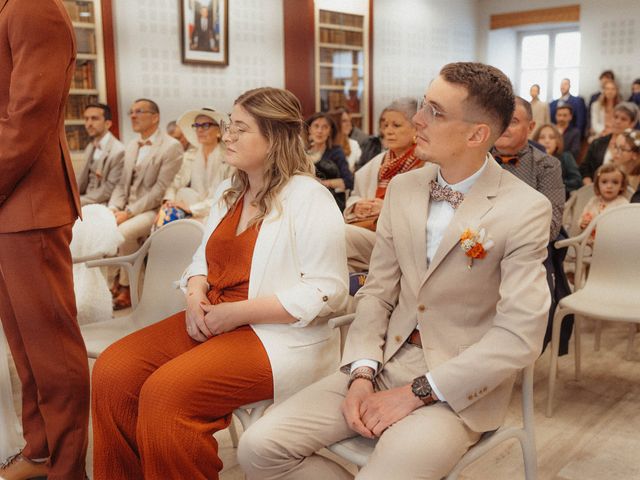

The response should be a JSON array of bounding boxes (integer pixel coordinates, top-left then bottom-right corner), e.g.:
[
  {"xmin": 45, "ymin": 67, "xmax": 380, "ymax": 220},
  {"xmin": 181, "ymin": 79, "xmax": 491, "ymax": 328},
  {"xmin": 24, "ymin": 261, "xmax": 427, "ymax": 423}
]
[
  {"xmin": 0, "ymin": 451, "xmax": 48, "ymax": 480},
  {"xmin": 113, "ymin": 285, "xmax": 131, "ymax": 310}
]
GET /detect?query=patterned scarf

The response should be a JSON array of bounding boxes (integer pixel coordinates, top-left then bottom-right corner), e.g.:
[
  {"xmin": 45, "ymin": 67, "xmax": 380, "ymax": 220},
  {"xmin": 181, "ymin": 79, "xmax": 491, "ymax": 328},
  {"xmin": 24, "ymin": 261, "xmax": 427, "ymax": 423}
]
[{"xmin": 376, "ymin": 144, "xmax": 423, "ymax": 199}]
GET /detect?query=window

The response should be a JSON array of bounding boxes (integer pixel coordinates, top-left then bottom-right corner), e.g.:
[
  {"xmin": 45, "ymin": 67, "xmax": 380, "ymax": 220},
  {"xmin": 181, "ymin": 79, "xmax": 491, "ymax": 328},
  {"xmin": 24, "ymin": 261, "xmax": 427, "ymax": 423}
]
[{"xmin": 517, "ymin": 28, "xmax": 581, "ymax": 102}]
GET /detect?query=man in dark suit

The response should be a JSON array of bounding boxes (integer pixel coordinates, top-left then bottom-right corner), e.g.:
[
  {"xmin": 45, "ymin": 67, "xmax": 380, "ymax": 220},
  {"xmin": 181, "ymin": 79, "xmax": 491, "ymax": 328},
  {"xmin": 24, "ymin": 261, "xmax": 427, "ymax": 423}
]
[
  {"xmin": 550, "ymin": 78, "xmax": 587, "ymax": 139},
  {"xmin": 0, "ymin": 1, "xmax": 90, "ymax": 479},
  {"xmin": 191, "ymin": 4, "xmax": 217, "ymax": 52},
  {"xmin": 76, "ymin": 103, "xmax": 125, "ymax": 206},
  {"xmin": 555, "ymin": 105, "xmax": 582, "ymax": 161}
]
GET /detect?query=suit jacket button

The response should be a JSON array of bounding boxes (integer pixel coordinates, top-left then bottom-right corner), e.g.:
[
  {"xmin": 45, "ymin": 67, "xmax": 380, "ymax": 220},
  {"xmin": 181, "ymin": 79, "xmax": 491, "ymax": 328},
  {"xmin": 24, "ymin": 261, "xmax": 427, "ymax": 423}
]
[
  {"xmin": 322, "ymin": 295, "xmax": 328, "ymax": 302},
  {"xmin": 468, "ymin": 395, "xmax": 473, "ymax": 401},
  {"xmin": 418, "ymin": 304, "xmax": 426, "ymax": 312},
  {"xmin": 394, "ymin": 335, "xmax": 402, "ymax": 343}
]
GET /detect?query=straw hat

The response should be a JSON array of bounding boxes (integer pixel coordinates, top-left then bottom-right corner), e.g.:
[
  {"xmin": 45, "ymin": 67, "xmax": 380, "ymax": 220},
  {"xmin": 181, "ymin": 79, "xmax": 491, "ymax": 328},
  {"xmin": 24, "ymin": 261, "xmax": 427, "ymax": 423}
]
[{"xmin": 177, "ymin": 107, "xmax": 228, "ymax": 146}]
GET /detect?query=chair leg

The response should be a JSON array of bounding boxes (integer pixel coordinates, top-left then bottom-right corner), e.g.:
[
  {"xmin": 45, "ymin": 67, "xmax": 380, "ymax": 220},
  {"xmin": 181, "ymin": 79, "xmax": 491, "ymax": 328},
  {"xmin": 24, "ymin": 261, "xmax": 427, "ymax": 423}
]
[
  {"xmin": 520, "ymin": 435, "xmax": 538, "ymax": 480},
  {"xmin": 594, "ymin": 319, "xmax": 602, "ymax": 351},
  {"xmin": 547, "ymin": 308, "xmax": 569, "ymax": 417},
  {"xmin": 574, "ymin": 316, "xmax": 582, "ymax": 381},
  {"xmin": 626, "ymin": 323, "xmax": 636, "ymax": 361},
  {"xmin": 228, "ymin": 416, "xmax": 240, "ymax": 448}
]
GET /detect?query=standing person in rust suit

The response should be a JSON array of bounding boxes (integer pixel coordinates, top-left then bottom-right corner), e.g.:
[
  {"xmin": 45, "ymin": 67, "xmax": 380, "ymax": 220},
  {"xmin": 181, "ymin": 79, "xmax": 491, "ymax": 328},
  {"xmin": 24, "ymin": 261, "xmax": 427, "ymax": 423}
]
[{"xmin": 0, "ymin": 1, "xmax": 90, "ymax": 479}]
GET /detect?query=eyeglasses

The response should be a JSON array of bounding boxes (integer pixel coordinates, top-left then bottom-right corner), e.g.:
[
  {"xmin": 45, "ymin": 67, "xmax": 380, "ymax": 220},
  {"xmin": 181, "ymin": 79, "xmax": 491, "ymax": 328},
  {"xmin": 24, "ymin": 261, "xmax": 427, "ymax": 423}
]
[
  {"xmin": 192, "ymin": 122, "xmax": 218, "ymax": 130},
  {"xmin": 128, "ymin": 109, "xmax": 154, "ymax": 116},
  {"xmin": 220, "ymin": 121, "xmax": 248, "ymax": 140},
  {"xmin": 419, "ymin": 101, "xmax": 445, "ymax": 122},
  {"xmin": 614, "ymin": 146, "xmax": 633, "ymax": 153}
]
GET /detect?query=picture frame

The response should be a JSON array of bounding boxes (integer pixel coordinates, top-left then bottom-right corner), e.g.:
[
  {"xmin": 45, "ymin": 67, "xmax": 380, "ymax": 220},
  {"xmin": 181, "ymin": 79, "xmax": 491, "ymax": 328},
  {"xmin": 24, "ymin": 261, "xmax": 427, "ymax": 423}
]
[{"xmin": 180, "ymin": 0, "xmax": 229, "ymax": 66}]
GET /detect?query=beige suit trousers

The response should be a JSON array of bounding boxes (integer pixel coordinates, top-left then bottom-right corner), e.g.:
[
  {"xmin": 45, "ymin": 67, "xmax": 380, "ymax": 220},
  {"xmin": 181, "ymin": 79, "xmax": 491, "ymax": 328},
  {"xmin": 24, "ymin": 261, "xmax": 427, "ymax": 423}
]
[
  {"xmin": 113, "ymin": 210, "xmax": 156, "ymax": 285},
  {"xmin": 345, "ymin": 224, "xmax": 376, "ymax": 273},
  {"xmin": 238, "ymin": 343, "xmax": 480, "ymax": 480}
]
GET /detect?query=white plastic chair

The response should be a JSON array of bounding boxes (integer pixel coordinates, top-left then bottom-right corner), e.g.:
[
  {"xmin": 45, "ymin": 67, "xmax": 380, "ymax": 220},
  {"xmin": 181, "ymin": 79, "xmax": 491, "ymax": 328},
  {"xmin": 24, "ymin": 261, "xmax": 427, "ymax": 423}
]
[
  {"xmin": 326, "ymin": 314, "xmax": 537, "ymax": 480},
  {"xmin": 546, "ymin": 204, "xmax": 640, "ymax": 417},
  {"xmin": 79, "ymin": 219, "xmax": 204, "ymax": 357}
]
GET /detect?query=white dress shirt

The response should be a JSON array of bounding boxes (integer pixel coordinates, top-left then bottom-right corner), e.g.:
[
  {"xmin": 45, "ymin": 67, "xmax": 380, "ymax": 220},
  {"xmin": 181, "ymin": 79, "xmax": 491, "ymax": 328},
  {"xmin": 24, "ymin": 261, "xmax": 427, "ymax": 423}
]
[
  {"xmin": 351, "ymin": 157, "xmax": 489, "ymax": 402},
  {"xmin": 92, "ymin": 131, "xmax": 112, "ymax": 162},
  {"xmin": 136, "ymin": 128, "xmax": 161, "ymax": 165}
]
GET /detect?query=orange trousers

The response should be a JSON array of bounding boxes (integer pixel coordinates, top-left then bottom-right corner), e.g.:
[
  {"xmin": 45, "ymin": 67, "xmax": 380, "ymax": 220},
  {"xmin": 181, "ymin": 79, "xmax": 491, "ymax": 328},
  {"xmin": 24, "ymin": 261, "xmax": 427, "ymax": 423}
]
[{"xmin": 91, "ymin": 312, "xmax": 273, "ymax": 479}]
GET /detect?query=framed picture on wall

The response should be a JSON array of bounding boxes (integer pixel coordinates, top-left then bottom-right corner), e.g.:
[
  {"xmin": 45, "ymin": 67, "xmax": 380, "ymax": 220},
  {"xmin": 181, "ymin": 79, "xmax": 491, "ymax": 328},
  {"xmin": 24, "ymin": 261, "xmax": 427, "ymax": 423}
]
[{"xmin": 180, "ymin": 0, "xmax": 229, "ymax": 66}]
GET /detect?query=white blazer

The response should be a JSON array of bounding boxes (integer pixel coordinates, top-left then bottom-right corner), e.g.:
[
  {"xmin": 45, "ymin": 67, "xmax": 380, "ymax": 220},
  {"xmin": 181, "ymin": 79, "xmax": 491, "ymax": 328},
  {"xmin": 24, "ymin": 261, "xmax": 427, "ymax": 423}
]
[{"xmin": 180, "ymin": 175, "xmax": 349, "ymax": 402}]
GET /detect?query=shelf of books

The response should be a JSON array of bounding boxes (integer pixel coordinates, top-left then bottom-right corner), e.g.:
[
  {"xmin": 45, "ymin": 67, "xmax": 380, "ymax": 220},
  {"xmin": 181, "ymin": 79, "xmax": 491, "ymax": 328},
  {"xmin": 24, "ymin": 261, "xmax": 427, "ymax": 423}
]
[
  {"xmin": 62, "ymin": 0, "xmax": 107, "ymax": 164},
  {"xmin": 314, "ymin": 6, "xmax": 369, "ymax": 131}
]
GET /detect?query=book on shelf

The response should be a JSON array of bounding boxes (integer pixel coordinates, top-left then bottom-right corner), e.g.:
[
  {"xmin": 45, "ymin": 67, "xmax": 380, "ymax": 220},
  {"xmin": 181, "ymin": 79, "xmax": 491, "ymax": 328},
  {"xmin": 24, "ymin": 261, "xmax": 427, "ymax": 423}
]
[
  {"xmin": 63, "ymin": 0, "xmax": 95, "ymax": 23},
  {"xmin": 65, "ymin": 126, "xmax": 90, "ymax": 152},
  {"xmin": 319, "ymin": 10, "xmax": 362, "ymax": 29},
  {"xmin": 72, "ymin": 61, "xmax": 95, "ymax": 89},
  {"xmin": 319, "ymin": 28, "xmax": 363, "ymax": 47},
  {"xmin": 65, "ymin": 94, "xmax": 99, "ymax": 121}
]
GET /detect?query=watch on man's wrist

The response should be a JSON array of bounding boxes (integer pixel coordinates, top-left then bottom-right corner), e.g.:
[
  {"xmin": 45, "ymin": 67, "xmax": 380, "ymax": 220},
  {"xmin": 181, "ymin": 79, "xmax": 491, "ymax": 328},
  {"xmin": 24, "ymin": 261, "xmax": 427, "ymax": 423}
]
[{"xmin": 411, "ymin": 375, "xmax": 437, "ymax": 406}]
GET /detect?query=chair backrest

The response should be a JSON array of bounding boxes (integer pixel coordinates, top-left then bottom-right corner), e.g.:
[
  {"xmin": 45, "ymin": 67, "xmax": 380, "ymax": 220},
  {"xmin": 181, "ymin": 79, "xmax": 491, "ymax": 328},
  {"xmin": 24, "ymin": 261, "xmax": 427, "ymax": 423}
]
[
  {"xmin": 580, "ymin": 204, "xmax": 640, "ymax": 296},
  {"xmin": 131, "ymin": 219, "xmax": 204, "ymax": 328},
  {"xmin": 563, "ymin": 184, "xmax": 595, "ymax": 238}
]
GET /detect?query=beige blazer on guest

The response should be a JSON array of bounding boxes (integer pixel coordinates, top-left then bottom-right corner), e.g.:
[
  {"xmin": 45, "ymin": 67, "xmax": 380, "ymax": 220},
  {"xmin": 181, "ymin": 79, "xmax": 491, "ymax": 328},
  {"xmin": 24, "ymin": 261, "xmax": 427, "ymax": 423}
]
[
  {"xmin": 76, "ymin": 133, "xmax": 125, "ymax": 206},
  {"xmin": 109, "ymin": 132, "xmax": 183, "ymax": 215},
  {"xmin": 341, "ymin": 158, "xmax": 552, "ymax": 432},
  {"xmin": 180, "ymin": 175, "xmax": 349, "ymax": 403}
]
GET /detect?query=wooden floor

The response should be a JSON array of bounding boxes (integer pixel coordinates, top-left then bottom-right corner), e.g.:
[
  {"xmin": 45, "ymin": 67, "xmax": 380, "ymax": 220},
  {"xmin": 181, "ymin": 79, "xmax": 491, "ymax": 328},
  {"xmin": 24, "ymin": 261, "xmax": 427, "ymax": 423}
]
[{"xmin": 8, "ymin": 320, "xmax": 640, "ymax": 479}]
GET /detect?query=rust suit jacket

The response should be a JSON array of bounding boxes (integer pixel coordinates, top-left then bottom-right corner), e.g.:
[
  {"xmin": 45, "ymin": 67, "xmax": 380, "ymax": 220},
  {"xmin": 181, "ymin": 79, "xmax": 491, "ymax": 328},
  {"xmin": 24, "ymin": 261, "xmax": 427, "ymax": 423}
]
[{"xmin": 0, "ymin": 0, "xmax": 80, "ymax": 233}]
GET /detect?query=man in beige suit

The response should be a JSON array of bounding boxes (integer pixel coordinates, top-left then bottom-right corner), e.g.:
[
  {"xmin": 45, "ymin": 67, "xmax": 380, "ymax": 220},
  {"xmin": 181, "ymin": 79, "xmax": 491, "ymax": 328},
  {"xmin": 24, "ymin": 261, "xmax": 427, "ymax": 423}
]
[
  {"xmin": 76, "ymin": 103, "xmax": 125, "ymax": 206},
  {"xmin": 238, "ymin": 63, "xmax": 552, "ymax": 479},
  {"xmin": 109, "ymin": 98, "xmax": 182, "ymax": 309}
]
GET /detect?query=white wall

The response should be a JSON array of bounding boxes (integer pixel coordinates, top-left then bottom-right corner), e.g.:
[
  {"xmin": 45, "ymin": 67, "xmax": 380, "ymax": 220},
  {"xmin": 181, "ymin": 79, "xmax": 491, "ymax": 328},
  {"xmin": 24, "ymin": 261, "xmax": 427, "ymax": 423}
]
[
  {"xmin": 372, "ymin": 0, "xmax": 479, "ymax": 129},
  {"xmin": 478, "ymin": 0, "xmax": 640, "ymax": 100},
  {"xmin": 112, "ymin": 0, "xmax": 284, "ymax": 142}
]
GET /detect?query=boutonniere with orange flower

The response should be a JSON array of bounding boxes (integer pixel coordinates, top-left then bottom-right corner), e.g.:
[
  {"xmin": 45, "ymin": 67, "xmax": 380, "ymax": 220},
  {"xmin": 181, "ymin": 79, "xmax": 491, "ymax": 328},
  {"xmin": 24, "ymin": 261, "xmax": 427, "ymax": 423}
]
[{"xmin": 459, "ymin": 227, "xmax": 494, "ymax": 269}]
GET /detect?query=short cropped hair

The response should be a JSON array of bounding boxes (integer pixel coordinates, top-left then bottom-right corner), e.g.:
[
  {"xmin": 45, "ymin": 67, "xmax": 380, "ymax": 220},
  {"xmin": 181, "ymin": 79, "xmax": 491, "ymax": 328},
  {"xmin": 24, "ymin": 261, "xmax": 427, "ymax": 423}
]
[
  {"xmin": 515, "ymin": 97, "xmax": 533, "ymax": 121},
  {"xmin": 134, "ymin": 98, "xmax": 160, "ymax": 114},
  {"xmin": 599, "ymin": 70, "xmax": 615, "ymax": 81},
  {"xmin": 439, "ymin": 62, "xmax": 515, "ymax": 137},
  {"xmin": 614, "ymin": 102, "xmax": 639, "ymax": 124},
  {"xmin": 556, "ymin": 104, "xmax": 574, "ymax": 115},
  {"xmin": 84, "ymin": 103, "xmax": 112, "ymax": 121}
]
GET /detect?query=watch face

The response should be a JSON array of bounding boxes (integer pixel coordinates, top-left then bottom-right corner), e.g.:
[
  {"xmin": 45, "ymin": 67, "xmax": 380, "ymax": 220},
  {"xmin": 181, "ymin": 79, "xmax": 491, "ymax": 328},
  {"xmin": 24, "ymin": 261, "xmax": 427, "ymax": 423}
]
[{"xmin": 412, "ymin": 376, "xmax": 432, "ymax": 398}]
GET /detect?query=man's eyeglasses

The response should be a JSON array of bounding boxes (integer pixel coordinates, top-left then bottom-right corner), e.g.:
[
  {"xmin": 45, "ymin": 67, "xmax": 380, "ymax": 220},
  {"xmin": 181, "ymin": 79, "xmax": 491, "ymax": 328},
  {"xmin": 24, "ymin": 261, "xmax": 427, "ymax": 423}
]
[
  {"xmin": 419, "ymin": 101, "xmax": 445, "ymax": 122},
  {"xmin": 128, "ymin": 109, "xmax": 154, "ymax": 116},
  {"xmin": 192, "ymin": 122, "xmax": 218, "ymax": 131},
  {"xmin": 614, "ymin": 146, "xmax": 633, "ymax": 153}
]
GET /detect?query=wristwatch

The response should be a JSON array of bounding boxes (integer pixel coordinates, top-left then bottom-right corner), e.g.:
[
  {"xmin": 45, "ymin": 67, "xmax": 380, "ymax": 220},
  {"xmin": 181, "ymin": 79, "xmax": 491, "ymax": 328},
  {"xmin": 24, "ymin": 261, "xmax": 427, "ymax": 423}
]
[{"xmin": 411, "ymin": 375, "xmax": 437, "ymax": 406}]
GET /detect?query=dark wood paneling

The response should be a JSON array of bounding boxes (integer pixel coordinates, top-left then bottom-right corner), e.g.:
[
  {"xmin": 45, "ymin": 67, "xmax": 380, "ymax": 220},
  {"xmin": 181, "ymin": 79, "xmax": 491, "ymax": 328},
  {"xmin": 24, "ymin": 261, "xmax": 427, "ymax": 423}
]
[
  {"xmin": 101, "ymin": 0, "xmax": 119, "ymax": 137},
  {"xmin": 490, "ymin": 5, "xmax": 580, "ymax": 30},
  {"xmin": 283, "ymin": 0, "xmax": 316, "ymax": 119}
]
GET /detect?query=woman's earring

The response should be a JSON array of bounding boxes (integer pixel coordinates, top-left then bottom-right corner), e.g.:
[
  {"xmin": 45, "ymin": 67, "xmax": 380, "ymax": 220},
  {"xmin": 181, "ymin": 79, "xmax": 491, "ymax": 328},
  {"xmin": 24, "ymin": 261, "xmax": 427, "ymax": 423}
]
[{"xmin": 413, "ymin": 135, "xmax": 417, "ymax": 144}]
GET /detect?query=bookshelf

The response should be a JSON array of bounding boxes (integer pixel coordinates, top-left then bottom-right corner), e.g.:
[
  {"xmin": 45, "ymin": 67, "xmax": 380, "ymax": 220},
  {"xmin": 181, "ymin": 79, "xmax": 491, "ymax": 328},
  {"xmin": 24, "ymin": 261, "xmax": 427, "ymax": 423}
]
[
  {"xmin": 62, "ymin": 0, "xmax": 108, "ymax": 163},
  {"xmin": 314, "ymin": 6, "xmax": 369, "ymax": 131}
]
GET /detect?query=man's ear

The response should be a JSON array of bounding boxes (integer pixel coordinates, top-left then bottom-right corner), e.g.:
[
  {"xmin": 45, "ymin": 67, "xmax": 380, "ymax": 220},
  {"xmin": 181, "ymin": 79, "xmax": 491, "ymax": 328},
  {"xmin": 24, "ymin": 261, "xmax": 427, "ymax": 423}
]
[
  {"xmin": 105, "ymin": 120, "xmax": 113, "ymax": 131},
  {"xmin": 528, "ymin": 120, "xmax": 536, "ymax": 135},
  {"xmin": 468, "ymin": 123, "xmax": 491, "ymax": 147}
]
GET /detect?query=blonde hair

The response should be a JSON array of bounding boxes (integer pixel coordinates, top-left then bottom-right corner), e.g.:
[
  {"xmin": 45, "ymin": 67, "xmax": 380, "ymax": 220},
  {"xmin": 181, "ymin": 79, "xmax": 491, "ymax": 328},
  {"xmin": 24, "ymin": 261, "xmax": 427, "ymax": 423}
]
[
  {"xmin": 593, "ymin": 164, "xmax": 628, "ymax": 197},
  {"xmin": 222, "ymin": 87, "xmax": 314, "ymax": 226}
]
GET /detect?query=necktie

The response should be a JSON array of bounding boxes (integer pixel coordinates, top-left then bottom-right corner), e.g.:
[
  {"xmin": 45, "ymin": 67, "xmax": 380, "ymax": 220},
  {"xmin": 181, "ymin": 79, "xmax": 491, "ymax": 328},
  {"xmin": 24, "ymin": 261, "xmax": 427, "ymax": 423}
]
[
  {"xmin": 429, "ymin": 180, "xmax": 464, "ymax": 209},
  {"xmin": 494, "ymin": 154, "xmax": 519, "ymax": 166}
]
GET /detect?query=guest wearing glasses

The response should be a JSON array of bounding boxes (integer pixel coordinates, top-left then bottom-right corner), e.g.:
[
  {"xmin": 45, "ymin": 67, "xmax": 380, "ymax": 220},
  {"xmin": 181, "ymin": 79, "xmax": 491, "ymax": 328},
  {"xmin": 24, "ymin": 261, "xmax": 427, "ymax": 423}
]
[
  {"xmin": 91, "ymin": 87, "xmax": 348, "ymax": 480},
  {"xmin": 155, "ymin": 107, "xmax": 232, "ymax": 227},
  {"xmin": 108, "ymin": 98, "xmax": 183, "ymax": 309}
]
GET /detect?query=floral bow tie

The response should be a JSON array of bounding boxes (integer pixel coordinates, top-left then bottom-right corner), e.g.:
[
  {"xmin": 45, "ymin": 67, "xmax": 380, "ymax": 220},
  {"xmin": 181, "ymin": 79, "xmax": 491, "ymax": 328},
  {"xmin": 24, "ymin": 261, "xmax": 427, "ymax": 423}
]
[{"xmin": 429, "ymin": 180, "xmax": 464, "ymax": 209}]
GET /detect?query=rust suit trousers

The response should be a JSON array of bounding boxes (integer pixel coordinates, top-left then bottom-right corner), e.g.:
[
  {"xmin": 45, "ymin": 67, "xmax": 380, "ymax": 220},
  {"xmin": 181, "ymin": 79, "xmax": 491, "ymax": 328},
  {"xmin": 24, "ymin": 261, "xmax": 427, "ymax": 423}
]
[
  {"xmin": 91, "ymin": 312, "xmax": 274, "ymax": 480},
  {"xmin": 0, "ymin": 223, "xmax": 90, "ymax": 480}
]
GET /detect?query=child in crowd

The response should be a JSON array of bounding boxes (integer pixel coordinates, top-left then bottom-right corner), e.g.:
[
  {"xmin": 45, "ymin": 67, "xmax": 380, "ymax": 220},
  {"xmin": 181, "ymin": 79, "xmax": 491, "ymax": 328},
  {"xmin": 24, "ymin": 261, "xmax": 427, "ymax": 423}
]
[{"xmin": 579, "ymin": 164, "xmax": 629, "ymax": 244}]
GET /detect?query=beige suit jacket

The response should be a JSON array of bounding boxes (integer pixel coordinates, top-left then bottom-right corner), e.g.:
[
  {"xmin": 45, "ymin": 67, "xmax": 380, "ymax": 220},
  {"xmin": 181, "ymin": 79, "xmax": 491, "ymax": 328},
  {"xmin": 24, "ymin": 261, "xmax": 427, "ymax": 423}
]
[
  {"xmin": 109, "ymin": 132, "xmax": 183, "ymax": 215},
  {"xmin": 77, "ymin": 133, "xmax": 125, "ymax": 206},
  {"xmin": 341, "ymin": 158, "xmax": 552, "ymax": 432}
]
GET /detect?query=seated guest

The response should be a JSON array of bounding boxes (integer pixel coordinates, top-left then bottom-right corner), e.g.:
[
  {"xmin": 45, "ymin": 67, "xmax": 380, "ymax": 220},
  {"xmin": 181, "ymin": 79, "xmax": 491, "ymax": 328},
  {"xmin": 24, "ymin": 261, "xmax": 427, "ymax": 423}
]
[
  {"xmin": 589, "ymin": 79, "xmax": 620, "ymax": 142},
  {"xmin": 492, "ymin": 97, "xmax": 564, "ymax": 241},
  {"xmin": 580, "ymin": 102, "xmax": 639, "ymax": 185},
  {"xmin": 629, "ymin": 78, "xmax": 640, "ymax": 107},
  {"xmin": 329, "ymin": 107, "xmax": 362, "ymax": 172},
  {"xmin": 554, "ymin": 104, "xmax": 582, "ymax": 160},
  {"xmin": 355, "ymin": 110, "xmax": 388, "ymax": 170},
  {"xmin": 91, "ymin": 87, "xmax": 348, "ymax": 480},
  {"xmin": 550, "ymin": 78, "xmax": 587, "ymax": 138},
  {"xmin": 306, "ymin": 112, "xmax": 354, "ymax": 211},
  {"xmin": 612, "ymin": 129, "xmax": 640, "ymax": 192},
  {"xmin": 579, "ymin": 164, "xmax": 628, "ymax": 246},
  {"xmin": 76, "ymin": 103, "xmax": 125, "ymax": 206},
  {"xmin": 588, "ymin": 70, "xmax": 615, "ymax": 110},
  {"xmin": 529, "ymin": 83, "xmax": 550, "ymax": 137},
  {"xmin": 108, "ymin": 98, "xmax": 183, "ymax": 309},
  {"xmin": 238, "ymin": 62, "xmax": 551, "ymax": 480},
  {"xmin": 344, "ymin": 98, "xmax": 423, "ymax": 271},
  {"xmin": 533, "ymin": 123, "xmax": 582, "ymax": 198},
  {"xmin": 156, "ymin": 107, "xmax": 232, "ymax": 225},
  {"xmin": 166, "ymin": 119, "xmax": 193, "ymax": 152}
]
